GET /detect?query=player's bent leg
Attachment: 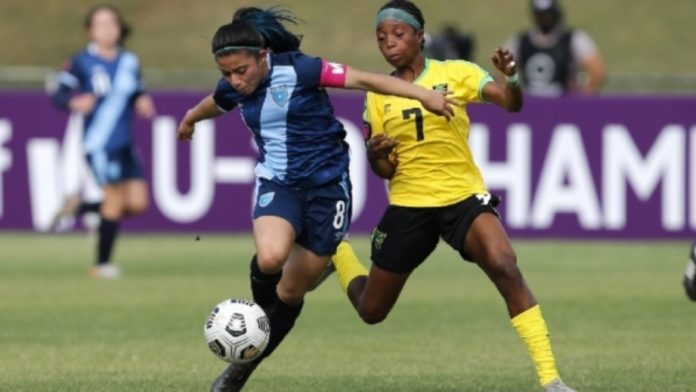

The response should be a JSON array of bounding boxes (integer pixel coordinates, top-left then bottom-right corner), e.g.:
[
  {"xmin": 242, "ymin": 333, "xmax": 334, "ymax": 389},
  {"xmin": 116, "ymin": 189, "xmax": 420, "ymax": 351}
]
[
  {"xmin": 464, "ymin": 213, "xmax": 536, "ymax": 316},
  {"xmin": 356, "ymin": 264, "xmax": 409, "ymax": 324},
  {"xmin": 332, "ymin": 240, "xmax": 368, "ymax": 294},
  {"xmin": 464, "ymin": 213, "xmax": 569, "ymax": 389},
  {"xmin": 122, "ymin": 179, "xmax": 149, "ymax": 216},
  {"xmin": 308, "ymin": 258, "xmax": 335, "ymax": 291},
  {"xmin": 249, "ymin": 216, "xmax": 294, "ymax": 314},
  {"xmin": 253, "ymin": 245, "xmax": 323, "ymax": 363},
  {"xmin": 331, "ymin": 240, "xmax": 409, "ymax": 324},
  {"xmin": 277, "ymin": 243, "xmax": 332, "ymax": 304},
  {"xmin": 90, "ymin": 185, "xmax": 125, "ymax": 278},
  {"xmin": 214, "ymin": 242, "xmax": 305, "ymax": 392},
  {"xmin": 249, "ymin": 255, "xmax": 281, "ymax": 312},
  {"xmin": 309, "ymin": 238, "xmax": 360, "ymax": 291},
  {"xmin": 252, "ymin": 216, "xmax": 295, "ymax": 275}
]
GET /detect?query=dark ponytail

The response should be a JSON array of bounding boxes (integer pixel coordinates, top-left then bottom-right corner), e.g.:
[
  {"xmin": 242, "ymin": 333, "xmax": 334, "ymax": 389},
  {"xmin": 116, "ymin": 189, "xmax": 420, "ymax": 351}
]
[{"xmin": 212, "ymin": 6, "xmax": 302, "ymax": 57}]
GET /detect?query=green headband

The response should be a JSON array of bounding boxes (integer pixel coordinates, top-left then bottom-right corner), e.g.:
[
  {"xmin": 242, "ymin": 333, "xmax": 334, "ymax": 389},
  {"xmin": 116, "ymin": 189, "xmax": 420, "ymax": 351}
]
[
  {"xmin": 376, "ymin": 8, "xmax": 422, "ymax": 30},
  {"xmin": 214, "ymin": 45, "xmax": 262, "ymax": 56}
]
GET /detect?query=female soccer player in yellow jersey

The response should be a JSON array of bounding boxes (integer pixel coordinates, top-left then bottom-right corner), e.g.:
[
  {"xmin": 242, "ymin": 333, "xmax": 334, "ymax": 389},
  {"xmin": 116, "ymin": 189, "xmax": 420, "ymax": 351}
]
[{"xmin": 331, "ymin": 1, "xmax": 576, "ymax": 391}]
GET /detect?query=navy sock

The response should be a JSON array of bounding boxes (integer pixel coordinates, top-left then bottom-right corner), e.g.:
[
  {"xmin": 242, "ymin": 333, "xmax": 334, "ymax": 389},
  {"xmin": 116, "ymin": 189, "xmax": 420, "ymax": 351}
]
[
  {"xmin": 258, "ymin": 298, "xmax": 303, "ymax": 361},
  {"xmin": 250, "ymin": 255, "xmax": 282, "ymax": 312},
  {"xmin": 77, "ymin": 202, "xmax": 102, "ymax": 215},
  {"xmin": 97, "ymin": 218, "xmax": 119, "ymax": 265}
]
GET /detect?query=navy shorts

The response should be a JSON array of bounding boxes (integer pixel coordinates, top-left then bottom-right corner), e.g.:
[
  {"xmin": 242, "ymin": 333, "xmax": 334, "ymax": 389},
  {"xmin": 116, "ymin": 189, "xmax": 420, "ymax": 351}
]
[
  {"xmin": 371, "ymin": 193, "xmax": 501, "ymax": 273},
  {"xmin": 252, "ymin": 173, "xmax": 352, "ymax": 256},
  {"xmin": 86, "ymin": 145, "xmax": 145, "ymax": 186}
]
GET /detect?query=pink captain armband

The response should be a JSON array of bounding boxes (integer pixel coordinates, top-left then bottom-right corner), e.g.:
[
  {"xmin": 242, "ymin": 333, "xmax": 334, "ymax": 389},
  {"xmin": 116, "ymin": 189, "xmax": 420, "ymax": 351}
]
[{"xmin": 319, "ymin": 59, "xmax": 347, "ymax": 88}]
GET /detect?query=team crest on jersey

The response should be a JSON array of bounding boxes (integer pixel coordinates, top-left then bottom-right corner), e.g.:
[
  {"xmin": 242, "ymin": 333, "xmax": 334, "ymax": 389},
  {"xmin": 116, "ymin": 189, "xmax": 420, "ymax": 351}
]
[
  {"xmin": 258, "ymin": 192, "xmax": 275, "ymax": 208},
  {"xmin": 384, "ymin": 103, "xmax": 392, "ymax": 113},
  {"xmin": 270, "ymin": 85, "xmax": 289, "ymax": 106},
  {"xmin": 432, "ymin": 83, "xmax": 448, "ymax": 92}
]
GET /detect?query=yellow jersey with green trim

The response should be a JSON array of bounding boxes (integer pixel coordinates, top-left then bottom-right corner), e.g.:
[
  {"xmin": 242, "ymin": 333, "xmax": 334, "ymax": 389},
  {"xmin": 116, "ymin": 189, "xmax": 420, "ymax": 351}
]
[{"xmin": 363, "ymin": 58, "xmax": 494, "ymax": 207}]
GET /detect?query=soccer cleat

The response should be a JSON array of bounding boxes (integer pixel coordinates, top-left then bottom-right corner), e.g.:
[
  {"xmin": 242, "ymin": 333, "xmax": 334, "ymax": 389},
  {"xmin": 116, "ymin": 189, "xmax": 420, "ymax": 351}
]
[
  {"xmin": 683, "ymin": 242, "xmax": 696, "ymax": 301},
  {"xmin": 210, "ymin": 362, "xmax": 258, "ymax": 392},
  {"xmin": 88, "ymin": 263, "xmax": 122, "ymax": 279},
  {"xmin": 543, "ymin": 379, "xmax": 577, "ymax": 392},
  {"xmin": 308, "ymin": 260, "xmax": 336, "ymax": 291}
]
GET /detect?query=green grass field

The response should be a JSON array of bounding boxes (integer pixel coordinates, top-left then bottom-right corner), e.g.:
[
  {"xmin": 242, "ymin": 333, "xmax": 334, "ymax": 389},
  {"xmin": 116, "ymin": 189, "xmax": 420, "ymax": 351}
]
[{"xmin": 1, "ymin": 233, "xmax": 695, "ymax": 391}]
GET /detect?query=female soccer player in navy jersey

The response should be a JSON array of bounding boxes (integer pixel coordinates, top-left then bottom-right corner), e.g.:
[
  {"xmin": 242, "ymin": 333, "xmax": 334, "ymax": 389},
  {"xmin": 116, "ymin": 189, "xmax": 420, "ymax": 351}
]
[
  {"xmin": 176, "ymin": 7, "xmax": 454, "ymax": 391},
  {"xmin": 52, "ymin": 5, "xmax": 156, "ymax": 279},
  {"xmin": 330, "ymin": 1, "xmax": 576, "ymax": 391}
]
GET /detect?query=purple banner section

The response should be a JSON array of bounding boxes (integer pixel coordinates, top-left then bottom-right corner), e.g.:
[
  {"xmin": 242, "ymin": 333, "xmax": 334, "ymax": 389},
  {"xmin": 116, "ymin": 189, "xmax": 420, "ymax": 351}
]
[{"xmin": 0, "ymin": 91, "xmax": 694, "ymax": 238}]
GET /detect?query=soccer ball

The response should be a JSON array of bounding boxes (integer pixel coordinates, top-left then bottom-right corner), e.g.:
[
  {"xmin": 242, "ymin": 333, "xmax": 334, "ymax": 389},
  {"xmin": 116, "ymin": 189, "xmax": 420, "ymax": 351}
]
[{"xmin": 204, "ymin": 298, "xmax": 271, "ymax": 364}]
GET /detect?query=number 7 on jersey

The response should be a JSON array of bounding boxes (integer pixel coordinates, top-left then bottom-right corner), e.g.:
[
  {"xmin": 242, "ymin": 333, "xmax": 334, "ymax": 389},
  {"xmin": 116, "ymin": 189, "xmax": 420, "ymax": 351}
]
[{"xmin": 402, "ymin": 108, "xmax": 424, "ymax": 141}]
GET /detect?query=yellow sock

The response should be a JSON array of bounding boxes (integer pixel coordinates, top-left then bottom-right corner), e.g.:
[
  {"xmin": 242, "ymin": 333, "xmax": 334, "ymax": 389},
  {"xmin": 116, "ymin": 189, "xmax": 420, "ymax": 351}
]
[
  {"xmin": 510, "ymin": 305, "xmax": 561, "ymax": 387},
  {"xmin": 332, "ymin": 240, "xmax": 368, "ymax": 292}
]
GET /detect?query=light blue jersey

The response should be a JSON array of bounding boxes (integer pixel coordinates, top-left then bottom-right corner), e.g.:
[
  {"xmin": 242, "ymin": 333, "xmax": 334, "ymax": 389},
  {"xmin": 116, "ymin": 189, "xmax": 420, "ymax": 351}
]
[
  {"xmin": 52, "ymin": 44, "xmax": 145, "ymax": 153},
  {"xmin": 213, "ymin": 51, "xmax": 350, "ymax": 188}
]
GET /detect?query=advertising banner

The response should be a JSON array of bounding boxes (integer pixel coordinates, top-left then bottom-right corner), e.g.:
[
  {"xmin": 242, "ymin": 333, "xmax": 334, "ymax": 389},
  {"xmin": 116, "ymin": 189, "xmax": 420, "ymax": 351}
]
[{"xmin": 0, "ymin": 91, "xmax": 694, "ymax": 238}]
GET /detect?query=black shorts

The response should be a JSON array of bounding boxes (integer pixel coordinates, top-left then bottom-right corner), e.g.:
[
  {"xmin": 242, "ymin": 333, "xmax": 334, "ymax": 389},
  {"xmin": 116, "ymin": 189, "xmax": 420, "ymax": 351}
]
[{"xmin": 370, "ymin": 193, "xmax": 500, "ymax": 273}]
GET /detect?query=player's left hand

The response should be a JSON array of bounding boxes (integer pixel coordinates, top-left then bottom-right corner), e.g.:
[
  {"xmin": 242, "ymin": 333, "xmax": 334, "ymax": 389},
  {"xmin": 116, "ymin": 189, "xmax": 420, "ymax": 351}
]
[
  {"xmin": 491, "ymin": 47, "xmax": 517, "ymax": 76},
  {"xmin": 135, "ymin": 94, "xmax": 157, "ymax": 119},
  {"xmin": 366, "ymin": 134, "xmax": 398, "ymax": 161}
]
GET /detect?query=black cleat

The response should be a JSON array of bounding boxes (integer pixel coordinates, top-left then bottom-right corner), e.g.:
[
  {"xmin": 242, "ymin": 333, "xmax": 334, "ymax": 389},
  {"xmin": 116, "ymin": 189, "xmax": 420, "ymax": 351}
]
[
  {"xmin": 210, "ymin": 362, "xmax": 258, "ymax": 392},
  {"xmin": 684, "ymin": 242, "xmax": 696, "ymax": 301}
]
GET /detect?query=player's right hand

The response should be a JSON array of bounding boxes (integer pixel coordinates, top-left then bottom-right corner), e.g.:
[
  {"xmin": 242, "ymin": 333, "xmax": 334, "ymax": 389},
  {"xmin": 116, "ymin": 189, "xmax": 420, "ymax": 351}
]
[
  {"xmin": 491, "ymin": 47, "xmax": 517, "ymax": 76},
  {"xmin": 177, "ymin": 120, "xmax": 195, "ymax": 141}
]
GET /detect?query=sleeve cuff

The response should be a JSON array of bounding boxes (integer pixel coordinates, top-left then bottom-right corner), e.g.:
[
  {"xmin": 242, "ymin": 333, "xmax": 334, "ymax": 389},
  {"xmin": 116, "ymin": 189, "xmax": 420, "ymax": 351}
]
[{"xmin": 478, "ymin": 75, "xmax": 494, "ymax": 102}]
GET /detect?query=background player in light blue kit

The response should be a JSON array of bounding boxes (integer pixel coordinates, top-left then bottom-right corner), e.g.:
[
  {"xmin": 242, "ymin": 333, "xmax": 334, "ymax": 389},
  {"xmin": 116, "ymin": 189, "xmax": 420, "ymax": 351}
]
[
  {"xmin": 52, "ymin": 5, "xmax": 156, "ymax": 279},
  {"xmin": 177, "ymin": 7, "xmax": 455, "ymax": 391}
]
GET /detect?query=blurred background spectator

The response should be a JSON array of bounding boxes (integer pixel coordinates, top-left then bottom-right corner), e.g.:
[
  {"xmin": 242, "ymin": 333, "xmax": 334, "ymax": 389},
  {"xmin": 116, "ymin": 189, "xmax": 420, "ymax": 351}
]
[
  {"xmin": 504, "ymin": 0, "xmax": 605, "ymax": 96},
  {"xmin": 424, "ymin": 24, "xmax": 475, "ymax": 61}
]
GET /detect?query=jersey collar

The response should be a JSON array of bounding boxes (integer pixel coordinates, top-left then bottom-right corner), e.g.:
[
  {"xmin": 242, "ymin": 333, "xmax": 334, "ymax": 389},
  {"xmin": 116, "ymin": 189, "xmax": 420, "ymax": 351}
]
[{"xmin": 414, "ymin": 58, "xmax": 431, "ymax": 84}]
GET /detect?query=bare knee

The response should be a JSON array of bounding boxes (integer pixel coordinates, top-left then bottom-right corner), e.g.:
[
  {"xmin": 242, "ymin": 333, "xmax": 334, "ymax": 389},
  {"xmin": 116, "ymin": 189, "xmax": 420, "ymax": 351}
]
[
  {"xmin": 256, "ymin": 248, "xmax": 289, "ymax": 275},
  {"xmin": 276, "ymin": 284, "xmax": 305, "ymax": 306},
  {"xmin": 483, "ymin": 248, "xmax": 521, "ymax": 282},
  {"xmin": 100, "ymin": 198, "xmax": 124, "ymax": 220},
  {"xmin": 125, "ymin": 198, "xmax": 148, "ymax": 216},
  {"xmin": 358, "ymin": 304, "xmax": 388, "ymax": 325}
]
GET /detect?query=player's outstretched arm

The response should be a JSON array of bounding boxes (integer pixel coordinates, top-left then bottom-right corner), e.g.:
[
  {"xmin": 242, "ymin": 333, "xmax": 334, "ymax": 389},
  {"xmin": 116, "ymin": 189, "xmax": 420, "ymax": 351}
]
[
  {"xmin": 177, "ymin": 94, "xmax": 223, "ymax": 141},
  {"xmin": 483, "ymin": 47, "xmax": 523, "ymax": 112},
  {"xmin": 344, "ymin": 67, "xmax": 455, "ymax": 120}
]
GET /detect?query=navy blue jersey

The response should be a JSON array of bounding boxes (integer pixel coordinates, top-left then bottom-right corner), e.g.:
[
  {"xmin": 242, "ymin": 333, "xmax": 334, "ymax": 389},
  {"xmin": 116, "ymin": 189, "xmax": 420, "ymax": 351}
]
[
  {"xmin": 213, "ymin": 51, "xmax": 349, "ymax": 188},
  {"xmin": 52, "ymin": 44, "xmax": 145, "ymax": 153}
]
